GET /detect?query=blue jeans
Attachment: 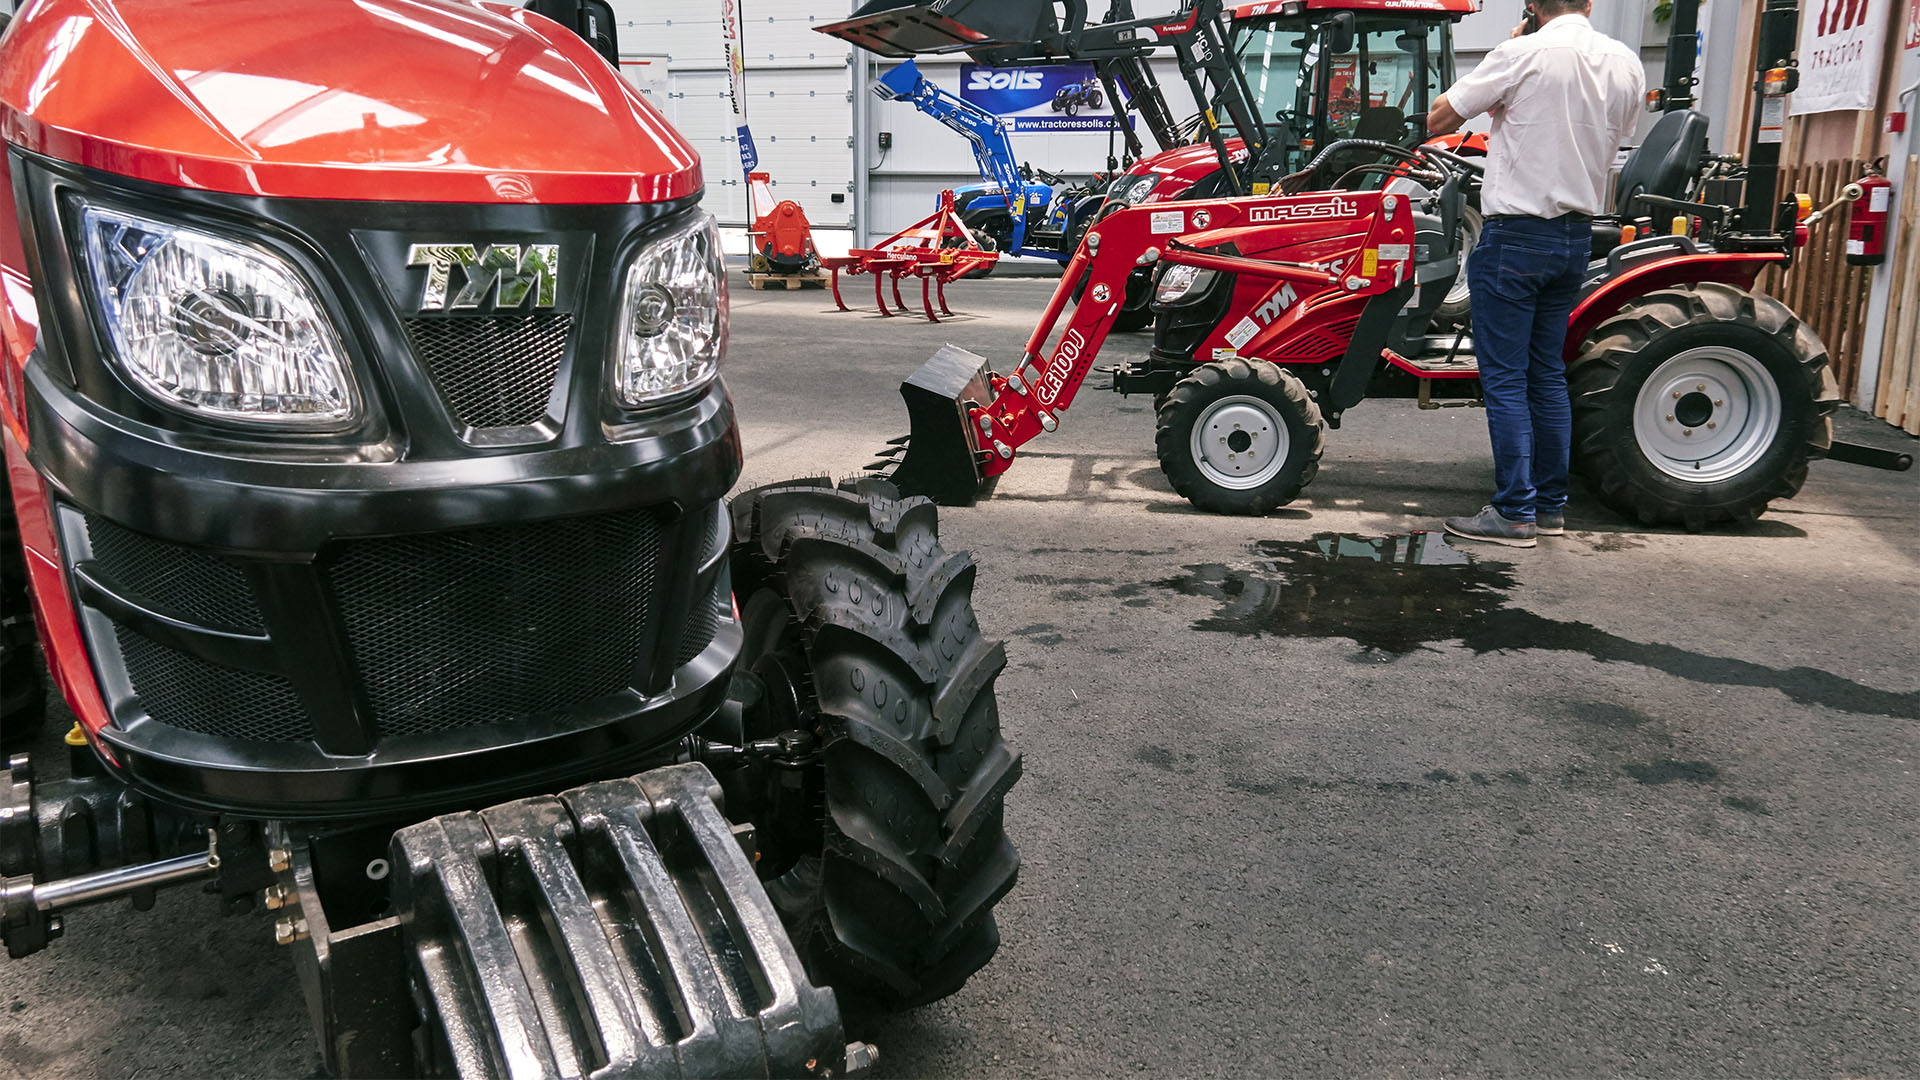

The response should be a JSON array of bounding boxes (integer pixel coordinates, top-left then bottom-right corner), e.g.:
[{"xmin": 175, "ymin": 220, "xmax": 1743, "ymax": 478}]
[{"xmin": 1466, "ymin": 216, "xmax": 1589, "ymax": 522}]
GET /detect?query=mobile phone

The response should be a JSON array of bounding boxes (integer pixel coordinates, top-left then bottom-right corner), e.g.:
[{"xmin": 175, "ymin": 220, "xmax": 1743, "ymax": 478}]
[{"xmin": 1522, "ymin": 5, "xmax": 1541, "ymax": 33}]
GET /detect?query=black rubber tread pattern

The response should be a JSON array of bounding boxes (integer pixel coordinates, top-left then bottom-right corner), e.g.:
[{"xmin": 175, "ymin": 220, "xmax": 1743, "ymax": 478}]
[
  {"xmin": 728, "ymin": 477, "xmax": 1019, "ymax": 1013},
  {"xmin": 1569, "ymin": 282, "xmax": 1838, "ymax": 531},
  {"xmin": 1155, "ymin": 358, "xmax": 1327, "ymax": 515},
  {"xmin": 0, "ymin": 468, "xmax": 45, "ymax": 749}
]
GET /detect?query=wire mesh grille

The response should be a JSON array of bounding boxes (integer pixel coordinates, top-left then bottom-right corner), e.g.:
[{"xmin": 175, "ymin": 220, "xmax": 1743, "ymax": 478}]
[
  {"xmin": 84, "ymin": 516, "xmax": 264, "ymax": 632},
  {"xmin": 402, "ymin": 313, "xmax": 573, "ymax": 429},
  {"xmin": 328, "ymin": 509, "xmax": 666, "ymax": 738},
  {"xmin": 116, "ymin": 627, "xmax": 310, "ymax": 742}
]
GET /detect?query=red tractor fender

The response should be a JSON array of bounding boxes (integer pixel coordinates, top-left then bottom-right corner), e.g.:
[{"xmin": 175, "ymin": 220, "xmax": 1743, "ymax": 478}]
[{"xmin": 1562, "ymin": 251, "xmax": 1785, "ymax": 364}]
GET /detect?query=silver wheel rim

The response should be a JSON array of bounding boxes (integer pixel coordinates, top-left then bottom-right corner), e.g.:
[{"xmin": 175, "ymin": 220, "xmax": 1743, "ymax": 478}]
[
  {"xmin": 1443, "ymin": 212, "xmax": 1481, "ymax": 307},
  {"xmin": 1190, "ymin": 394, "xmax": 1289, "ymax": 490},
  {"xmin": 1632, "ymin": 345, "xmax": 1783, "ymax": 483}
]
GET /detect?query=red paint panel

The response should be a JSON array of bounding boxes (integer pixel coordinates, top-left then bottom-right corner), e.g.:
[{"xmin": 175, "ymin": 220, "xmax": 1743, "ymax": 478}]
[
  {"xmin": 1563, "ymin": 253, "xmax": 1782, "ymax": 363},
  {"xmin": 4, "ymin": 429, "xmax": 112, "ymax": 741},
  {"xmin": 0, "ymin": 0, "xmax": 701, "ymax": 204}
]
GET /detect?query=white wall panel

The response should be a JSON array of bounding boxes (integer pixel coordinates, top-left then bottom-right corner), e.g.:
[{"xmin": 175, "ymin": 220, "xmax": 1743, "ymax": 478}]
[{"xmin": 608, "ymin": 0, "xmax": 854, "ymax": 228}]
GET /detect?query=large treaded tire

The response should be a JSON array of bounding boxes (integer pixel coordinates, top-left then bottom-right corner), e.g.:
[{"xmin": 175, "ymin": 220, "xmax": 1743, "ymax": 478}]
[
  {"xmin": 728, "ymin": 477, "xmax": 1020, "ymax": 1012},
  {"xmin": 1569, "ymin": 282, "xmax": 1838, "ymax": 531},
  {"xmin": 1, "ymin": 468, "xmax": 45, "ymax": 751},
  {"xmin": 1156, "ymin": 359, "xmax": 1325, "ymax": 515}
]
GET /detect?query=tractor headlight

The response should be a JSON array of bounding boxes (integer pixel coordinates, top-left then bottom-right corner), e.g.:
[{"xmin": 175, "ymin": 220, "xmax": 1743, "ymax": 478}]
[
  {"xmin": 1154, "ymin": 263, "xmax": 1218, "ymax": 306},
  {"xmin": 614, "ymin": 211, "xmax": 726, "ymax": 406},
  {"xmin": 1120, "ymin": 175, "xmax": 1160, "ymax": 205},
  {"xmin": 80, "ymin": 205, "xmax": 358, "ymax": 427}
]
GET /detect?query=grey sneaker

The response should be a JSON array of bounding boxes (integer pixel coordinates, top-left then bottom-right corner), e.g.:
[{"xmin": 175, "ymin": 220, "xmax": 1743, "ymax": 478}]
[
  {"xmin": 1444, "ymin": 505, "xmax": 1538, "ymax": 548},
  {"xmin": 1536, "ymin": 511, "xmax": 1565, "ymax": 536}
]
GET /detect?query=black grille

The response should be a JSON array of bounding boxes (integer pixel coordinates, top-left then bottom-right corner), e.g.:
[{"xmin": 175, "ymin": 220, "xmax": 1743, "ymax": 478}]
[
  {"xmin": 85, "ymin": 516, "xmax": 264, "ymax": 632},
  {"xmin": 676, "ymin": 588, "xmax": 723, "ymax": 668},
  {"xmin": 116, "ymin": 628, "xmax": 310, "ymax": 742},
  {"xmin": 328, "ymin": 510, "xmax": 665, "ymax": 738},
  {"xmin": 403, "ymin": 313, "xmax": 572, "ymax": 428}
]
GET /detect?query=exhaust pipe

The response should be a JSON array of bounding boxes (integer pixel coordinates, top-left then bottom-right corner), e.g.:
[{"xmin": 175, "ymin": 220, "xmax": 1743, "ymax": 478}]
[{"xmin": 868, "ymin": 344, "xmax": 995, "ymax": 506}]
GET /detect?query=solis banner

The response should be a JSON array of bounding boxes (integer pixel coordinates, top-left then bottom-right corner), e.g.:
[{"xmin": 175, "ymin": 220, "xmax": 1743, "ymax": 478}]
[
  {"xmin": 1792, "ymin": 0, "xmax": 1892, "ymax": 114},
  {"xmin": 959, "ymin": 62, "xmax": 1119, "ymax": 132}
]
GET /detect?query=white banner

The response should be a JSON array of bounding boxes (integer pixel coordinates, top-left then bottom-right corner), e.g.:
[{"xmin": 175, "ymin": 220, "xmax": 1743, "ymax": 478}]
[
  {"xmin": 719, "ymin": 0, "xmax": 758, "ymax": 178},
  {"xmin": 1792, "ymin": 0, "xmax": 1893, "ymax": 114}
]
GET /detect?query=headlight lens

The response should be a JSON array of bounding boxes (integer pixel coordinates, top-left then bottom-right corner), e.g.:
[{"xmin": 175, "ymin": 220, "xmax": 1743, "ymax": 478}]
[
  {"xmin": 614, "ymin": 212, "xmax": 726, "ymax": 406},
  {"xmin": 1154, "ymin": 263, "xmax": 1218, "ymax": 306},
  {"xmin": 80, "ymin": 205, "xmax": 357, "ymax": 426},
  {"xmin": 1124, "ymin": 175, "xmax": 1158, "ymax": 204}
]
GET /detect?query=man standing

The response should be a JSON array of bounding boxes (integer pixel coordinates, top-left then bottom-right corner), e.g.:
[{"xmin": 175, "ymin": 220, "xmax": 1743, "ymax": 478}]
[{"xmin": 1427, "ymin": 2, "xmax": 1644, "ymax": 547}]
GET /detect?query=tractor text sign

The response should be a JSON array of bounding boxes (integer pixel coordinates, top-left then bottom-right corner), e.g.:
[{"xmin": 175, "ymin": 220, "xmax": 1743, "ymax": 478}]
[
  {"xmin": 1793, "ymin": 0, "xmax": 1892, "ymax": 113},
  {"xmin": 959, "ymin": 63, "xmax": 1122, "ymax": 133}
]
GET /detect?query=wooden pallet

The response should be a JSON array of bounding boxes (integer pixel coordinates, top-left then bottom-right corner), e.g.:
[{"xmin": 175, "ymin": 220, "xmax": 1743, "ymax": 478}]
[{"xmin": 745, "ymin": 271, "xmax": 826, "ymax": 291}]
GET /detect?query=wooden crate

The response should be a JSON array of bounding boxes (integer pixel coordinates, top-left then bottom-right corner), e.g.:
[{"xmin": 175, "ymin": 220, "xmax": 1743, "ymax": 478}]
[{"xmin": 744, "ymin": 272, "xmax": 826, "ymax": 291}]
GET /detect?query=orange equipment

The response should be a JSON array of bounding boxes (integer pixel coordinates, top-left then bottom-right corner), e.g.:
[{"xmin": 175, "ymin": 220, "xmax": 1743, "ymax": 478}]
[
  {"xmin": 746, "ymin": 171, "xmax": 821, "ymax": 275},
  {"xmin": 820, "ymin": 190, "xmax": 998, "ymax": 322}
]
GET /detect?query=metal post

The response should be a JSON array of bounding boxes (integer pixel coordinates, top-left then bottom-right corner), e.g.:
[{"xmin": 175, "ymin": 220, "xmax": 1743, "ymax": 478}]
[{"xmin": 1740, "ymin": 0, "xmax": 1799, "ymax": 233}]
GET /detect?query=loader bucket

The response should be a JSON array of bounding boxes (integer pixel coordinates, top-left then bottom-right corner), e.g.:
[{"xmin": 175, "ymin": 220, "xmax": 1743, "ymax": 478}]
[
  {"xmin": 816, "ymin": 0, "xmax": 1056, "ymax": 57},
  {"xmin": 870, "ymin": 344, "xmax": 994, "ymax": 506}
]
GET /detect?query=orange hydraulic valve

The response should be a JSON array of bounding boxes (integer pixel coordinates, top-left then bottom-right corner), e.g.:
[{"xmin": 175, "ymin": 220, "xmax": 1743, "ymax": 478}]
[{"xmin": 748, "ymin": 171, "xmax": 820, "ymax": 274}]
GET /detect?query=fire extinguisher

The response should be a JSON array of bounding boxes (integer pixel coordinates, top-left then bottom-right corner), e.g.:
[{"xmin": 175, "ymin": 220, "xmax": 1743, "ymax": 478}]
[{"xmin": 1845, "ymin": 164, "xmax": 1893, "ymax": 267}]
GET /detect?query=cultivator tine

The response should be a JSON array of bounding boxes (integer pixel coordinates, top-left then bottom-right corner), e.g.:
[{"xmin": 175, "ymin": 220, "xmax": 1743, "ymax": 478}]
[
  {"xmin": 868, "ymin": 344, "xmax": 995, "ymax": 506},
  {"xmin": 921, "ymin": 276, "xmax": 940, "ymax": 322}
]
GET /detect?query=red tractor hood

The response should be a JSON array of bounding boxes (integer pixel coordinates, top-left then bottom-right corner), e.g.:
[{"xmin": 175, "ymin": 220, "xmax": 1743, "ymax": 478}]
[
  {"xmin": 0, "ymin": 0, "xmax": 701, "ymax": 203},
  {"xmin": 1129, "ymin": 139, "xmax": 1247, "ymax": 202}
]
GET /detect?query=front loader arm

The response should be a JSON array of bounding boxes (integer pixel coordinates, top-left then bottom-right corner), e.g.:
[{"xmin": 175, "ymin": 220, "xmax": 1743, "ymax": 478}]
[{"xmin": 964, "ymin": 191, "xmax": 1418, "ymax": 479}]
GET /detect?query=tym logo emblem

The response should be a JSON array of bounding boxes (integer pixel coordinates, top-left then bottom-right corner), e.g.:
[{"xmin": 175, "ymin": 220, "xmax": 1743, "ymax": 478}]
[
  {"xmin": 1246, "ymin": 197, "xmax": 1361, "ymax": 225},
  {"xmin": 407, "ymin": 244, "xmax": 560, "ymax": 311},
  {"xmin": 966, "ymin": 70, "xmax": 1044, "ymax": 91},
  {"xmin": 1254, "ymin": 283, "xmax": 1298, "ymax": 326}
]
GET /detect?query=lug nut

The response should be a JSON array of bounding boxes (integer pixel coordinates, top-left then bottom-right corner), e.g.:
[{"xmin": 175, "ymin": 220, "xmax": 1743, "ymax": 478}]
[
  {"xmin": 267, "ymin": 847, "xmax": 292, "ymax": 873},
  {"xmin": 1683, "ymin": 429, "xmax": 1693, "ymax": 437},
  {"xmin": 262, "ymin": 884, "xmax": 293, "ymax": 911},
  {"xmin": 1706, "ymin": 421, "xmax": 1717, "ymax": 429},
  {"xmin": 274, "ymin": 916, "xmax": 309, "ymax": 945}
]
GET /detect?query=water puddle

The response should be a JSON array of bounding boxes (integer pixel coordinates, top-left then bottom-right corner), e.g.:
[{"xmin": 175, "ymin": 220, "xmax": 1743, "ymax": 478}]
[
  {"xmin": 1153, "ymin": 533, "xmax": 1920, "ymax": 719},
  {"xmin": 1155, "ymin": 532, "xmax": 1513, "ymax": 656}
]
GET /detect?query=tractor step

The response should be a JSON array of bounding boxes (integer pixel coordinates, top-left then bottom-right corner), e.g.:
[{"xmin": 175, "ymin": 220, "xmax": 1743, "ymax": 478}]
[
  {"xmin": 745, "ymin": 271, "xmax": 827, "ymax": 290},
  {"xmin": 1386, "ymin": 348, "xmax": 1480, "ymax": 380},
  {"xmin": 387, "ymin": 763, "xmax": 848, "ymax": 1080}
]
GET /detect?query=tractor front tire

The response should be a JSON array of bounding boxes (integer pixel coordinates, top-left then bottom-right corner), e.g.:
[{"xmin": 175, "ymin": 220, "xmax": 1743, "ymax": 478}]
[
  {"xmin": 728, "ymin": 478, "xmax": 1020, "ymax": 1013},
  {"xmin": 1156, "ymin": 359, "xmax": 1325, "ymax": 514},
  {"xmin": 1570, "ymin": 282, "xmax": 1838, "ymax": 531}
]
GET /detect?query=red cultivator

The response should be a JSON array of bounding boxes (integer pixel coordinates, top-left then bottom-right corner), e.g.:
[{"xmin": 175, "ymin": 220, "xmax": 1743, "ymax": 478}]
[{"xmin": 823, "ymin": 190, "xmax": 998, "ymax": 321}]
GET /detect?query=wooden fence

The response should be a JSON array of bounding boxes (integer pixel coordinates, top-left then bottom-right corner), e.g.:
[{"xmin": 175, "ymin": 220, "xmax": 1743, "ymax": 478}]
[
  {"xmin": 1870, "ymin": 154, "xmax": 1920, "ymax": 435},
  {"xmin": 1754, "ymin": 158, "xmax": 1875, "ymax": 399}
]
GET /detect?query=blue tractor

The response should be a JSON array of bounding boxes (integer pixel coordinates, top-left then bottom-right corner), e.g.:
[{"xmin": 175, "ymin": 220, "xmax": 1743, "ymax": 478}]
[{"xmin": 873, "ymin": 60, "xmax": 1112, "ymax": 271}]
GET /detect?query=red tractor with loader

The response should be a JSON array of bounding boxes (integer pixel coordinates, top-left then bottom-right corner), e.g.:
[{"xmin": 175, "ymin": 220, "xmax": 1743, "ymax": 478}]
[
  {"xmin": 0, "ymin": 1, "xmax": 1021, "ymax": 1075},
  {"xmin": 832, "ymin": 0, "xmax": 1908, "ymax": 529}
]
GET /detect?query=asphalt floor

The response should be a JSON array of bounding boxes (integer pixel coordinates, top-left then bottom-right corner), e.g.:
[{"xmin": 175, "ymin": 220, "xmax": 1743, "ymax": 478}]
[{"xmin": 4, "ymin": 274, "xmax": 1917, "ymax": 1078}]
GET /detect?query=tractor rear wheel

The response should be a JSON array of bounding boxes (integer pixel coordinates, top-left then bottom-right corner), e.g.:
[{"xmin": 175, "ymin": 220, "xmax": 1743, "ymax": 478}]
[
  {"xmin": 727, "ymin": 478, "xmax": 1020, "ymax": 1012},
  {"xmin": 1156, "ymin": 359, "xmax": 1325, "ymax": 514},
  {"xmin": 1, "ymin": 468, "xmax": 45, "ymax": 751},
  {"xmin": 1570, "ymin": 282, "xmax": 1838, "ymax": 530}
]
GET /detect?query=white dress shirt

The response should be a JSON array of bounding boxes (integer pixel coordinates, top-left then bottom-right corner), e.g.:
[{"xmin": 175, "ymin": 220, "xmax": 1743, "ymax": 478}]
[{"xmin": 1445, "ymin": 14, "xmax": 1646, "ymax": 218}]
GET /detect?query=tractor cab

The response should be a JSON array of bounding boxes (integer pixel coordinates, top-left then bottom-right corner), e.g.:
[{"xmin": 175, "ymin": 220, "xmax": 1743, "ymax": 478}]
[{"xmin": 1227, "ymin": 2, "xmax": 1460, "ymax": 174}]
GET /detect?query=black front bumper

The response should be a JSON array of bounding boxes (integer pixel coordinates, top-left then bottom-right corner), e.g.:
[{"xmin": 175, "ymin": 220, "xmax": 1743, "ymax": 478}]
[
  {"xmin": 15, "ymin": 157, "xmax": 746, "ymax": 819},
  {"xmin": 31, "ymin": 363, "xmax": 742, "ymax": 818}
]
